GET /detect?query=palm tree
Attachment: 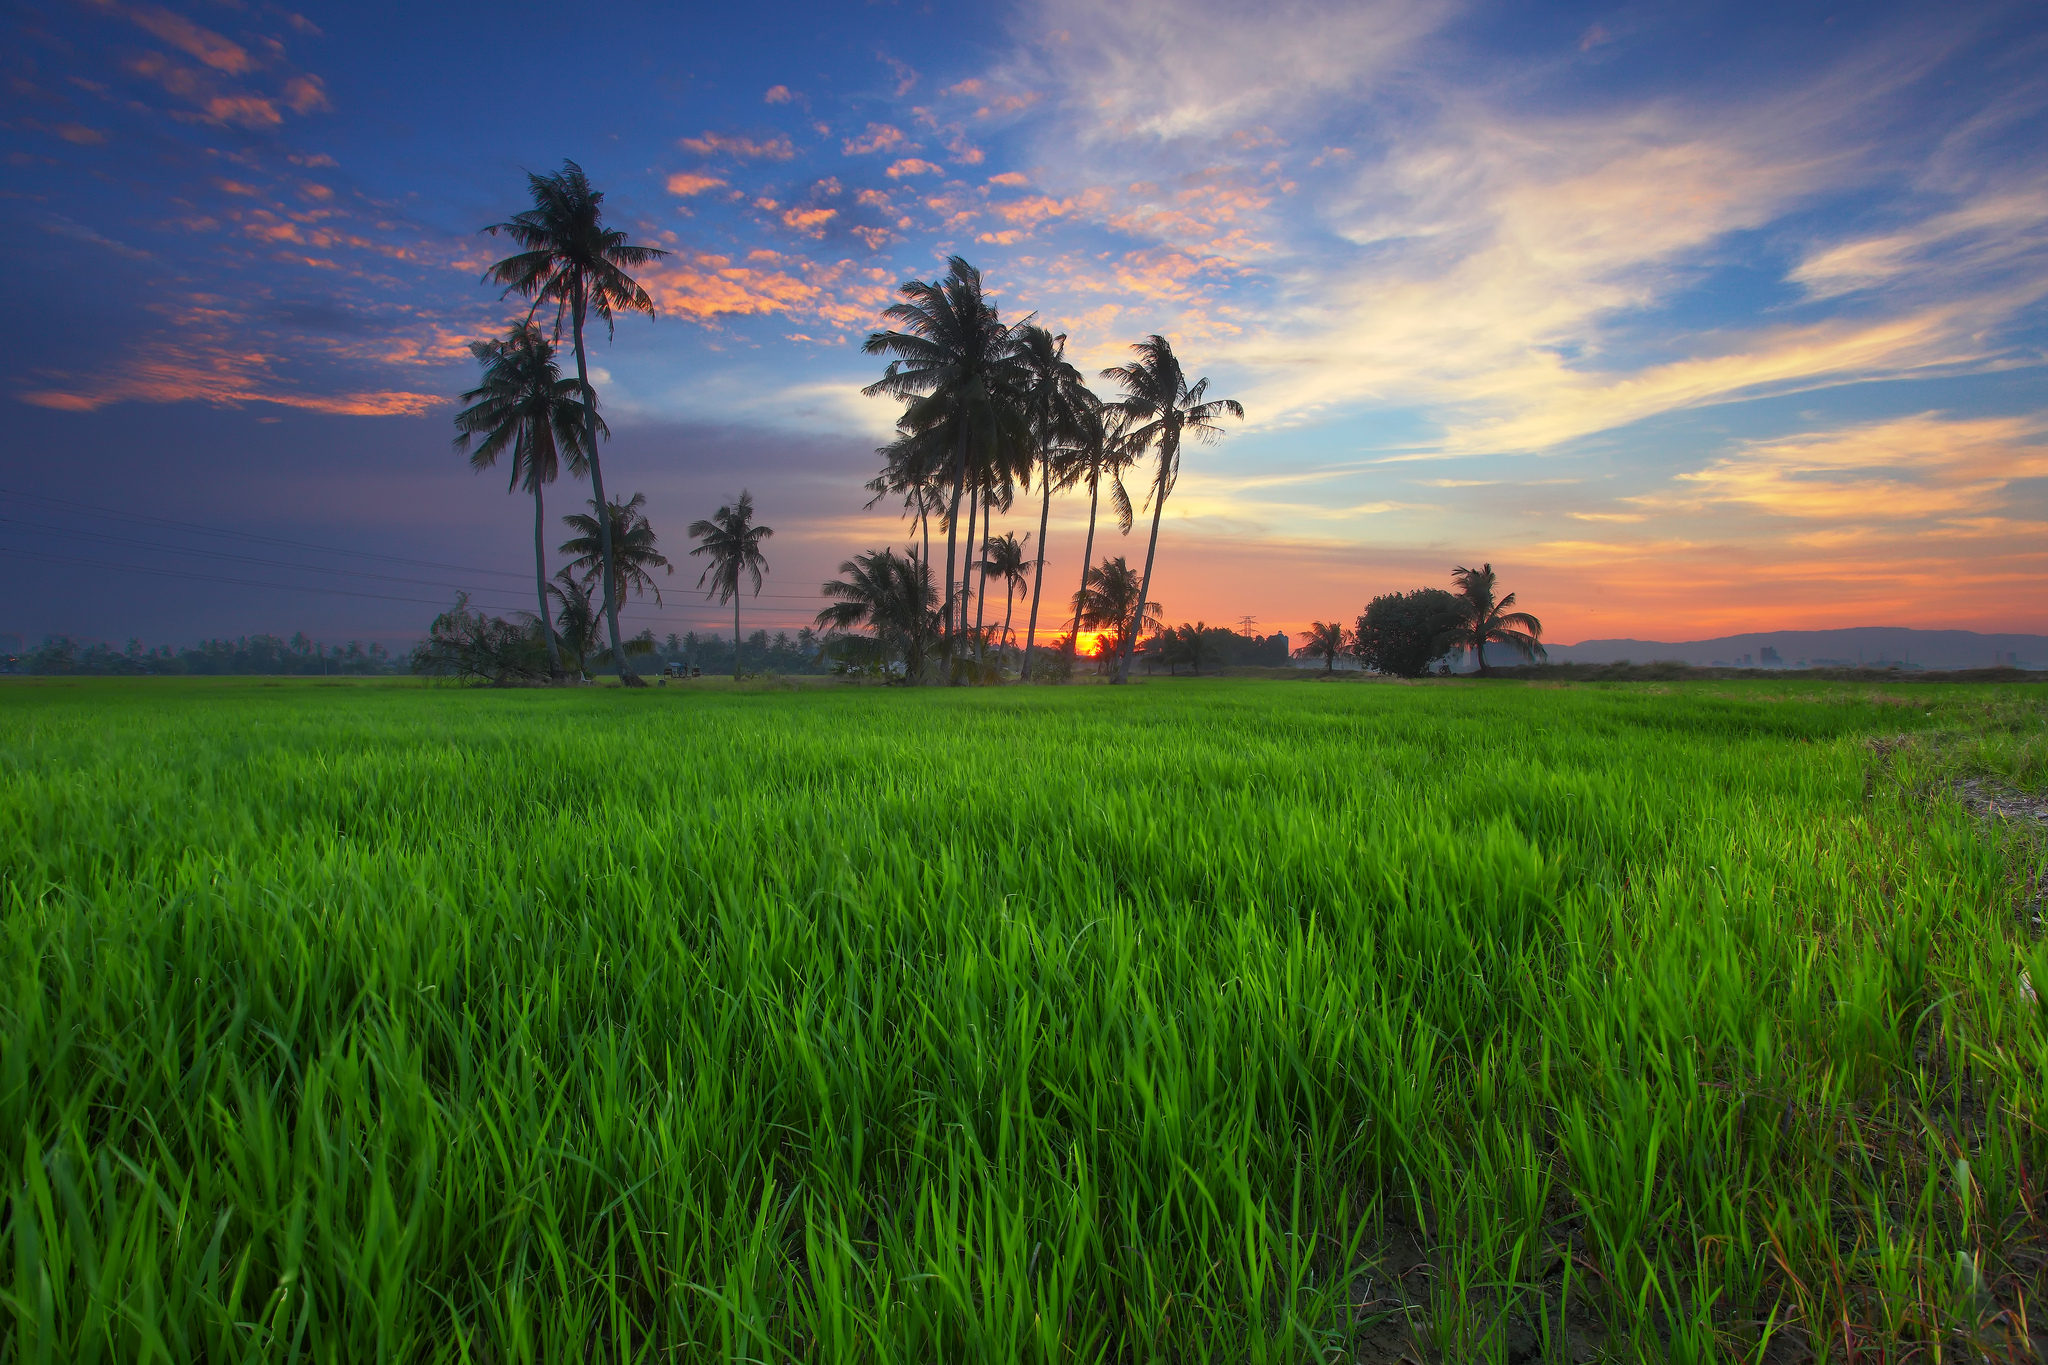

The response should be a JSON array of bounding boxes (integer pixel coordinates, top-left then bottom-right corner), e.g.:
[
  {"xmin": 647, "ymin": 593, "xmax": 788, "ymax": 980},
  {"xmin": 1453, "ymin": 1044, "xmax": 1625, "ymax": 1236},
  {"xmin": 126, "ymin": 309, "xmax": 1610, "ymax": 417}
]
[
  {"xmin": 1078, "ymin": 555, "xmax": 1161, "ymax": 672},
  {"xmin": 452, "ymin": 322, "xmax": 601, "ymax": 681},
  {"xmin": 1012, "ymin": 325, "xmax": 1099, "ymax": 684},
  {"xmin": 1064, "ymin": 418, "xmax": 1139, "ymax": 680},
  {"xmin": 1102, "ymin": 335, "xmax": 1244, "ymax": 684},
  {"xmin": 980, "ymin": 532, "xmax": 1031, "ymax": 656},
  {"xmin": 816, "ymin": 546, "xmax": 940, "ymax": 681},
  {"xmin": 548, "ymin": 566, "xmax": 600, "ymax": 677},
  {"xmin": 689, "ymin": 490, "xmax": 774, "ymax": 680},
  {"xmin": 862, "ymin": 257, "xmax": 1028, "ymax": 677},
  {"xmin": 865, "ymin": 427, "xmax": 950, "ymax": 571},
  {"xmin": 484, "ymin": 160, "xmax": 668, "ymax": 686},
  {"xmin": 1294, "ymin": 621, "xmax": 1349, "ymax": 673},
  {"xmin": 1451, "ymin": 563, "xmax": 1545, "ymax": 675},
  {"xmin": 561, "ymin": 492, "xmax": 671, "ymax": 607}
]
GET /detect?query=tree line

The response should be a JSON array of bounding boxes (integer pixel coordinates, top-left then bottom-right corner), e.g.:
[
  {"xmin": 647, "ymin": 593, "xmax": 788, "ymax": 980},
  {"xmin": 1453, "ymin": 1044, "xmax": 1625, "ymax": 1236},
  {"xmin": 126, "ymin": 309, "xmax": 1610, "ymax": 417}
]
[
  {"xmin": 8, "ymin": 633, "xmax": 395, "ymax": 677},
  {"xmin": 437, "ymin": 161, "xmax": 1548, "ymax": 688}
]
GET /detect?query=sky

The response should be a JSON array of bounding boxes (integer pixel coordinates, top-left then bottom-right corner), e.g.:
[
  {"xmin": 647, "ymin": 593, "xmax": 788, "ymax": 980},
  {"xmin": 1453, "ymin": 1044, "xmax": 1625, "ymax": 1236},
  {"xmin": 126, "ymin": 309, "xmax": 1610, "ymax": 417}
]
[{"xmin": 2, "ymin": 0, "xmax": 2045, "ymax": 650}]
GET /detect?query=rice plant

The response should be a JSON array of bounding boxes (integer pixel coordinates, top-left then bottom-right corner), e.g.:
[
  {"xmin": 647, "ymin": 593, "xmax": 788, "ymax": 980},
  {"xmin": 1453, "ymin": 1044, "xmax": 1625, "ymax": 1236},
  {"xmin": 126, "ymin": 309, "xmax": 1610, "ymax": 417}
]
[{"xmin": 1, "ymin": 677, "xmax": 2042, "ymax": 1361}]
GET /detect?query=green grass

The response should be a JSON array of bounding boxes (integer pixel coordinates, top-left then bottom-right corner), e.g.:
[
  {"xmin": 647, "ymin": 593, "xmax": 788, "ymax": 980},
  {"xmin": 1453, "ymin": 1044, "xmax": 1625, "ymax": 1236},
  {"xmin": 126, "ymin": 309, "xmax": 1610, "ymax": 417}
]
[{"xmin": 2, "ymin": 677, "xmax": 2044, "ymax": 1362}]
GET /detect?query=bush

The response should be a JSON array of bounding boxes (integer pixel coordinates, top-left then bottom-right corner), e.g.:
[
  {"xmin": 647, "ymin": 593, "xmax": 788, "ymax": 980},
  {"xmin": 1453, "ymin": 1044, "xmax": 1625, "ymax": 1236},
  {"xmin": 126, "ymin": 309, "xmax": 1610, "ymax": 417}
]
[
  {"xmin": 408, "ymin": 595, "xmax": 549, "ymax": 684},
  {"xmin": 1354, "ymin": 589, "xmax": 1465, "ymax": 677}
]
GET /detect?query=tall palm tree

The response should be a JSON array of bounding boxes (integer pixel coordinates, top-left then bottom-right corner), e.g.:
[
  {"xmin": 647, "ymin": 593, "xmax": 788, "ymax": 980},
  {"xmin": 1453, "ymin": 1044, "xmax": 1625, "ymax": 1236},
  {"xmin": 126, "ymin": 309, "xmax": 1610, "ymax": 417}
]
[
  {"xmin": 862, "ymin": 257, "xmax": 1027, "ymax": 678},
  {"xmin": 980, "ymin": 532, "xmax": 1031, "ymax": 655},
  {"xmin": 1294, "ymin": 621, "xmax": 1349, "ymax": 674},
  {"xmin": 968, "ymin": 476, "xmax": 1014, "ymax": 653},
  {"xmin": 689, "ymin": 490, "xmax": 774, "ymax": 680},
  {"xmin": 1451, "ymin": 562, "xmax": 1545, "ymax": 674},
  {"xmin": 560, "ymin": 492, "xmax": 671, "ymax": 606},
  {"xmin": 1012, "ymin": 325, "xmax": 1100, "ymax": 684},
  {"xmin": 1078, "ymin": 555, "xmax": 1161, "ymax": 672},
  {"xmin": 452, "ymin": 321, "xmax": 600, "ymax": 681},
  {"xmin": 1064, "ymin": 418, "xmax": 1139, "ymax": 679},
  {"xmin": 1102, "ymin": 335, "xmax": 1244, "ymax": 685},
  {"xmin": 865, "ymin": 427, "xmax": 949, "ymax": 571},
  {"xmin": 816, "ymin": 546, "xmax": 940, "ymax": 682},
  {"xmin": 484, "ymin": 160, "xmax": 668, "ymax": 686}
]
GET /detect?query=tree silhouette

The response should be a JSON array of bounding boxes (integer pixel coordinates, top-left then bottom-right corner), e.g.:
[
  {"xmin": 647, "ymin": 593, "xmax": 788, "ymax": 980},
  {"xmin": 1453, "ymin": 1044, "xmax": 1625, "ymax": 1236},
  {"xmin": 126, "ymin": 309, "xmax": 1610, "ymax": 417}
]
[
  {"xmin": 1101, "ymin": 336, "xmax": 1242, "ymax": 684},
  {"xmin": 483, "ymin": 160, "xmax": 667, "ymax": 685},
  {"xmin": 560, "ymin": 492, "xmax": 671, "ymax": 607},
  {"xmin": 1451, "ymin": 563, "xmax": 1545, "ymax": 674},
  {"xmin": 689, "ymin": 491, "xmax": 774, "ymax": 680},
  {"xmin": 1294, "ymin": 621, "xmax": 1349, "ymax": 674},
  {"xmin": 452, "ymin": 321, "xmax": 600, "ymax": 681}
]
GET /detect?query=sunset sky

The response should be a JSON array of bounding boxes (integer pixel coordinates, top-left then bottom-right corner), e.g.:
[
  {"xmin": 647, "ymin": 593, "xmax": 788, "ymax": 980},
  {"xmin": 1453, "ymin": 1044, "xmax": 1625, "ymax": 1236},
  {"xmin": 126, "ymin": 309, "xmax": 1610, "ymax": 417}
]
[{"xmin": 3, "ymin": 0, "xmax": 2044, "ymax": 648}]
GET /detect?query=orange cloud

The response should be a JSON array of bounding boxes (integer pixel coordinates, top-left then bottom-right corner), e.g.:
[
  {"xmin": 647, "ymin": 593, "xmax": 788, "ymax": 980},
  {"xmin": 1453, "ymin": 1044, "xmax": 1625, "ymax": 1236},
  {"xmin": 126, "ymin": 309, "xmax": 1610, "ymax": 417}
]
[
  {"xmin": 885, "ymin": 158, "xmax": 943, "ymax": 179},
  {"xmin": 666, "ymin": 171, "xmax": 728, "ymax": 196},
  {"xmin": 126, "ymin": 6, "xmax": 253, "ymax": 74},
  {"xmin": 282, "ymin": 74, "xmax": 329, "ymax": 114},
  {"xmin": 764, "ymin": 85, "xmax": 794, "ymax": 104},
  {"xmin": 678, "ymin": 131, "xmax": 796, "ymax": 160},
  {"xmin": 18, "ymin": 340, "xmax": 437, "ymax": 416},
  {"xmin": 988, "ymin": 172, "xmax": 1029, "ymax": 187},
  {"xmin": 843, "ymin": 123, "xmax": 909, "ymax": 155},
  {"xmin": 639, "ymin": 252, "xmax": 893, "ymax": 330},
  {"xmin": 782, "ymin": 206, "xmax": 838, "ymax": 236}
]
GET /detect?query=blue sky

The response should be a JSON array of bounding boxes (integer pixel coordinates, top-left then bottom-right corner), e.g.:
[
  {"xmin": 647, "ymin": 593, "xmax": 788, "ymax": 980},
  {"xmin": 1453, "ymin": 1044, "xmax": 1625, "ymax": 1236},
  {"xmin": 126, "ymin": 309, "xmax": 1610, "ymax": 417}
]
[{"xmin": 3, "ymin": 0, "xmax": 2044, "ymax": 646}]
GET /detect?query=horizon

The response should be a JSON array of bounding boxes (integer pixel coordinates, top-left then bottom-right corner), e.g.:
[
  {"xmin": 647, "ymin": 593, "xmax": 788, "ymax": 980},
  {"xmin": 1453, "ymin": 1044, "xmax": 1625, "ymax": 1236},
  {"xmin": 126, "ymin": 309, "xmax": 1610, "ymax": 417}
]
[{"xmin": 4, "ymin": 0, "xmax": 2045, "ymax": 648}]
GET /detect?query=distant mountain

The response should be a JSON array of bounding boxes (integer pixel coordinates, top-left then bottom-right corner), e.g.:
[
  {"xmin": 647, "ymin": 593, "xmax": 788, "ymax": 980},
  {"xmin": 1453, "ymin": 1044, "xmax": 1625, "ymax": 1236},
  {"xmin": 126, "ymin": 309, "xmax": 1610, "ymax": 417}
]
[{"xmin": 1544, "ymin": 626, "xmax": 2045, "ymax": 671}]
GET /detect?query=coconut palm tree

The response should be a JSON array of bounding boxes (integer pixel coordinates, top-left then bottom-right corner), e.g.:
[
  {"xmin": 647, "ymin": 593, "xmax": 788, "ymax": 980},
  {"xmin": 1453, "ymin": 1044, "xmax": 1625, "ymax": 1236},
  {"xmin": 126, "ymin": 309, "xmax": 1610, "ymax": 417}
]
[
  {"xmin": 816, "ymin": 546, "xmax": 940, "ymax": 681},
  {"xmin": 483, "ymin": 160, "xmax": 668, "ymax": 686},
  {"xmin": 1078, "ymin": 555, "xmax": 1161, "ymax": 672},
  {"xmin": 865, "ymin": 427, "xmax": 950, "ymax": 571},
  {"xmin": 452, "ymin": 322, "xmax": 601, "ymax": 681},
  {"xmin": 548, "ymin": 567, "xmax": 600, "ymax": 677},
  {"xmin": 689, "ymin": 490, "xmax": 774, "ymax": 680},
  {"xmin": 1294, "ymin": 621, "xmax": 1349, "ymax": 674},
  {"xmin": 1451, "ymin": 563, "xmax": 1545, "ymax": 674},
  {"xmin": 1012, "ymin": 325, "xmax": 1100, "ymax": 683},
  {"xmin": 980, "ymin": 532, "xmax": 1031, "ymax": 655},
  {"xmin": 560, "ymin": 493, "xmax": 671, "ymax": 614},
  {"xmin": 1102, "ymin": 335, "xmax": 1244, "ymax": 684},
  {"xmin": 862, "ymin": 257, "xmax": 1028, "ymax": 676},
  {"xmin": 1063, "ymin": 418, "xmax": 1139, "ymax": 679}
]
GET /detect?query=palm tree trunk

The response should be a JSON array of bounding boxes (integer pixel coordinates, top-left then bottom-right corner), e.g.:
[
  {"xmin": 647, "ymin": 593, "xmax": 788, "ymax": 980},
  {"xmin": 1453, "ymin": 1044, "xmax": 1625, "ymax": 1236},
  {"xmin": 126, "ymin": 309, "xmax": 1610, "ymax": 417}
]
[
  {"xmin": 570, "ymin": 287, "xmax": 639, "ymax": 686},
  {"xmin": 734, "ymin": 592, "xmax": 742, "ymax": 681},
  {"xmin": 961, "ymin": 483, "xmax": 979, "ymax": 649},
  {"xmin": 972, "ymin": 494, "xmax": 991, "ymax": 653},
  {"xmin": 1070, "ymin": 471, "xmax": 1101, "ymax": 681},
  {"xmin": 941, "ymin": 421, "xmax": 967, "ymax": 682},
  {"xmin": 1000, "ymin": 583, "xmax": 1015, "ymax": 662},
  {"xmin": 534, "ymin": 481, "xmax": 563, "ymax": 680},
  {"xmin": 1020, "ymin": 470, "xmax": 1053, "ymax": 684},
  {"xmin": 1116, "ymin": 446, "xmax": 1171, "ymax": 685}
]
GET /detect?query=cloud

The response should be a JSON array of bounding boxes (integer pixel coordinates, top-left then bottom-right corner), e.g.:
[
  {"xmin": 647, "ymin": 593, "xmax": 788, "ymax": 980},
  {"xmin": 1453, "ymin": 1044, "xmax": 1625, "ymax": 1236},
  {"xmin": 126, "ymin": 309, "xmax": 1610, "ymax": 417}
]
[
  {"xmin": 764, "ymin": 85, "xmax": 795, "ymax": 104},
  {"xmin": 678, "ymin": 131, "xmax": 797, "ymax": 160},
  {"xmin": 125, "ymin": 5, "xmax": 255, "ymax": 74},
  {"xmin": 666, "ymin": 171, "xmax": 728, "ymax": 197},
  {"xmin": 842, "ymin": 123, "xmax": 910, "ymax": 155},
  {"xmin": 781, "ymin": 206, "xmax": 838, "ymax": 236},
  {"xmin": 18, "ymin": 339, "xmax": 437, "ymax": 415},
  {"xmin": 1667, "ymin": 412, "xmax": 2048, "ymax": 522},
  {"xmin": 638, "ymin": 251, "xmax": 893, "ymax": 330},
  {"xmin": 884, "ymin": 158, "xmax": 943, "ymax": 179},
  {"xmin": 44, "ymin": 214, "xmax": 151, "ymax": 259},
  {"xmin": 988, "ymin": 172, "xmax": 1029, "ymax": 187}
]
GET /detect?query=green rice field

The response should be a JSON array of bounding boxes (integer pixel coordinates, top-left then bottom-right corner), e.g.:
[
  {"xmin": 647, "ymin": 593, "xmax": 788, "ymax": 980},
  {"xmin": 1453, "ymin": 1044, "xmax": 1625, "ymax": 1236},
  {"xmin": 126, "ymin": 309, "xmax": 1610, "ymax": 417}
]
[{"xmin": 3, "ymin": 676, "xmax": 2045, "ymax": 1362}]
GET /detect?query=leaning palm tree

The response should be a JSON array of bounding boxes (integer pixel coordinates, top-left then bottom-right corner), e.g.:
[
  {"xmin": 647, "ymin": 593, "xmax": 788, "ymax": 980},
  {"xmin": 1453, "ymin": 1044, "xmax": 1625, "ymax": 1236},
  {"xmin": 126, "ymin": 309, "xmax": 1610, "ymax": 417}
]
[
  {"xmin": 1012, "ymin": 325, "xmax": 1099, "ymax": 683},
  {"xmin": 561, "ymin": 492, "xmax": 671, "ymax": 607},
  {"xmin": 816, "ymin": 546, "xmax": 940, "ymax": 681},
  {"xmin": 1451, "ymin": 563, "xmax": 1545, "ymax": 674},
  {"xmin": 689, "ymin": 490, "xmax": 774, "ymax": 680},
  {"xmin": 1078, "ymin": 555, "xmax": 1161, "ymax": 673},
  {"xmin": 980, "ymin": 532, "xmax": 1031, "ymax": 655},
  {"xmin": 862, "ymin": 257, "xmax": 1028, "ymax": 676},
  {"xmin": 1102, "ymin": 335, "xmax": 1243, "ymax": 685},
  {"xmin": 1063, "ymin": 417, "xmax": 1140, "ymax": 680},
  {"xmin": 1294, "ymin": 621, "xmax": 1349, "ymax": 674},
  {"xmin": 452, "ymin": 322, "xmax": 601, "ymax": 681},
  {"xmin": 484, "ymin": 160, "xmax": 668, "ymax": 685}
]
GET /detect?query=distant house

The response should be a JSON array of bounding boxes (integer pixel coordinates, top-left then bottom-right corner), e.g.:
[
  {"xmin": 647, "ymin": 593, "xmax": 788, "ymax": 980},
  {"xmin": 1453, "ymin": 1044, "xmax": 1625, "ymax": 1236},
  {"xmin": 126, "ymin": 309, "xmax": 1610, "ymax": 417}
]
[{"xmin": 1760, "ymin": 646, "xmax": 1782, "ymax": 665}]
